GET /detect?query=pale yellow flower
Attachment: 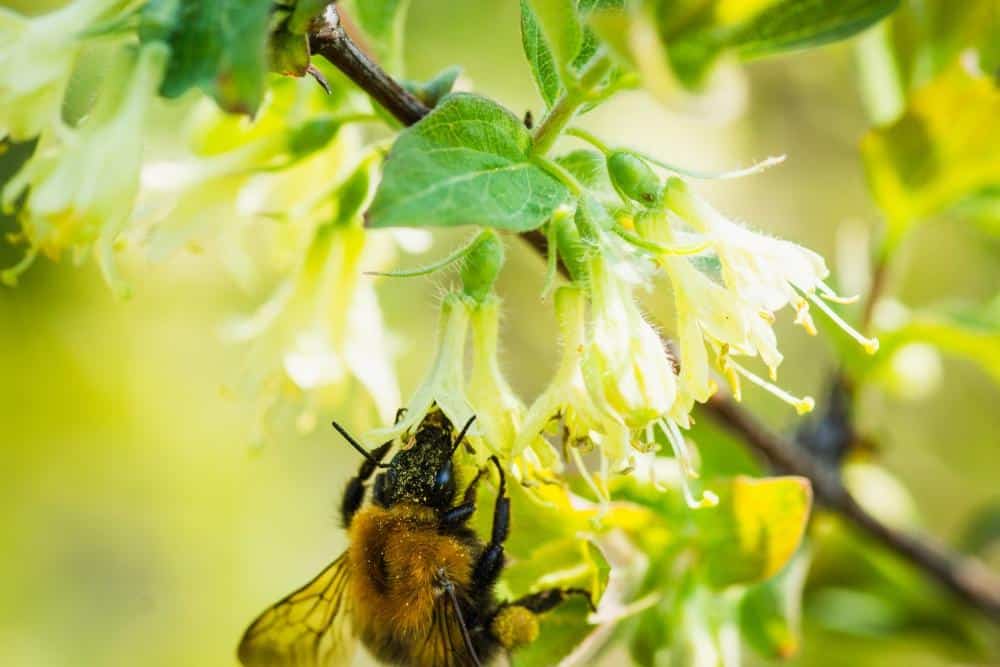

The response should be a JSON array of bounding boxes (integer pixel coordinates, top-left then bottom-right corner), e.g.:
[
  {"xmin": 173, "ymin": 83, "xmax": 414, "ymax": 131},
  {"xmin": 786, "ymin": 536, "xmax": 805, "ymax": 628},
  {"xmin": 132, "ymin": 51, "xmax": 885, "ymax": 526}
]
[{"xmin": 2, "ymin": 44, "xmax": 168, "ymax": 295}]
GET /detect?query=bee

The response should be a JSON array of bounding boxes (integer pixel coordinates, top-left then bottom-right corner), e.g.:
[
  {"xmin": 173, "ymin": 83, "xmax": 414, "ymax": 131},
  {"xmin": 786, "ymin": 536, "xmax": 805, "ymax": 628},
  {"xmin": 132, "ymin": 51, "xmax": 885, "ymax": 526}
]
[{"xmin": 237, "ymin": 406, "xmax": 590, "ymax": 667}]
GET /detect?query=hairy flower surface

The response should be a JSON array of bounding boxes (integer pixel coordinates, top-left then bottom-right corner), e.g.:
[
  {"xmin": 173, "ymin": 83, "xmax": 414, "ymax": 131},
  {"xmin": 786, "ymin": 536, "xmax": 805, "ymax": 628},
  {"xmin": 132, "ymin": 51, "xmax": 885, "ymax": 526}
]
[
  {"xmin": 467, "ymin": 297, "xmax": 525, "ymax": 460},
  {"xmin": 369, "ymin": 292, "xmax": 476, "ymax": 445},
  {"xmin": 582, "ymin": 256, "xmax": 677, "ymax": 430},
  {"xmin": 2, "ymin": 43, "xmax": 167, "ymax": 294}
]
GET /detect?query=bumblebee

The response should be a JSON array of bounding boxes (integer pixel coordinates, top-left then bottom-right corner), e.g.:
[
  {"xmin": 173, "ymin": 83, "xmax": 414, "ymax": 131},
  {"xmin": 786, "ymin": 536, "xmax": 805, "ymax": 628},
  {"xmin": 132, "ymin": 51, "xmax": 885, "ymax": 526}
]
[{"xmin": 238, "ymin": 407, "xmax": 589, "ymax": 666}]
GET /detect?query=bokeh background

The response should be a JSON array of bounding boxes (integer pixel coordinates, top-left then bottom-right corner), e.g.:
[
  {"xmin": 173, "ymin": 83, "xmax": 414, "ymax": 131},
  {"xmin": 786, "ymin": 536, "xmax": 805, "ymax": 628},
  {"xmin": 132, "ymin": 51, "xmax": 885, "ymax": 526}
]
[{"xmin": 1, "ymin": 1, "xmax": 998, "ymax": 665}]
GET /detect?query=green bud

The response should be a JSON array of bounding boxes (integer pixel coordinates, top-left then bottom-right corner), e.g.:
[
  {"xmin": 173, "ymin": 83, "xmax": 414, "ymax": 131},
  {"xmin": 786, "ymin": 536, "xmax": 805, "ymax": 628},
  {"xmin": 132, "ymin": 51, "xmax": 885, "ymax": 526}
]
[
  {"xmin": 461, "ymin": 229, "xmax": 505, "ymax": 302},
  {"xmin": 404, "ymin": 66, "xmax": 461, "ymax": 109},
  {"xmin": 554, "ymin": 211, "xmax": 590, "ymax": 284},
  {"xmin": 607, "ymin": 151, "xmax": 661, "ymax": 206}
]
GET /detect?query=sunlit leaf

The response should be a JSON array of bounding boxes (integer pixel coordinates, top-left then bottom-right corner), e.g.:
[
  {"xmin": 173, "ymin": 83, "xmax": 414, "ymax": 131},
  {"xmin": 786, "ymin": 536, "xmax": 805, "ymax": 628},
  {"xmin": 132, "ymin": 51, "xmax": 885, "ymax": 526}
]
[
  {"xmin": 861, "ymin": 66, "xmax": 1000, "ymax": 247},
  {"xmin": 699, "ymin": 476, "xmax": 812, "ymax": 589},
  {"xmin": 366, "ymin": 93, "xmax": 570, "ymax": 231},
  {"xmin": 652, "ymin": 0, "xmax": 900, "ymax": 87}
]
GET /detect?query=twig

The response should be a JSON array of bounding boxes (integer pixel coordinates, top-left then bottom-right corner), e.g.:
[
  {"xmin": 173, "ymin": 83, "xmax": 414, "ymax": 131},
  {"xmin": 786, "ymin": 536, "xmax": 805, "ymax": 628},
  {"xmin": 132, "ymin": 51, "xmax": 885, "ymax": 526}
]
[
  {"xmin": 308, "ymin": 6, "xmax": 429, "ymax": 126},
  {"xmin": 308, "ymin": 8, "xmax": 1000, "ymax": 623}
]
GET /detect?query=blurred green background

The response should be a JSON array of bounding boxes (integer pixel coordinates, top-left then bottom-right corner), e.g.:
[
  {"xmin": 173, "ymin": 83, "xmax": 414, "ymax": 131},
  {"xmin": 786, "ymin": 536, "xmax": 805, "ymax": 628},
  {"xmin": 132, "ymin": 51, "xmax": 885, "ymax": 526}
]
[{"xmin": 1, "ymin": 1, "xmax": 998, "ymax": 665}]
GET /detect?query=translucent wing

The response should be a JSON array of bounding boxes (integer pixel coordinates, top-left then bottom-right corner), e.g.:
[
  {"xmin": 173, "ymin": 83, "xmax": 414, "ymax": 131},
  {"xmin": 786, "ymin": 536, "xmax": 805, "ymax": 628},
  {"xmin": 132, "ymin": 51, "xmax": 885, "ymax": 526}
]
[{"xmin": 238, "ymin": 554, "xmax": 355, "ymax": 667}]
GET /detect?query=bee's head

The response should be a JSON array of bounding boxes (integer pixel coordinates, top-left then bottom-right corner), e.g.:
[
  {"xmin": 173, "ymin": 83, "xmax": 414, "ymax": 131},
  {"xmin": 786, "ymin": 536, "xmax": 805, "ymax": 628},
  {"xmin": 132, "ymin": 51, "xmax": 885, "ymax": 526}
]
[{"xmin": 373, "ymin": 410, "xmax": 475, "ymax": 511}]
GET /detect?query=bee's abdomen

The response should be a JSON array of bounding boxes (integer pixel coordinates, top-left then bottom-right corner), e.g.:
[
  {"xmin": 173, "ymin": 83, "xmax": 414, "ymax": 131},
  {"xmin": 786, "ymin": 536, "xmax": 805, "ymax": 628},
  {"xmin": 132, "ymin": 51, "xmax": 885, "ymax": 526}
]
[{"xmin": 348, "ymin": 504, "xmax": 489, "ymax": 664}]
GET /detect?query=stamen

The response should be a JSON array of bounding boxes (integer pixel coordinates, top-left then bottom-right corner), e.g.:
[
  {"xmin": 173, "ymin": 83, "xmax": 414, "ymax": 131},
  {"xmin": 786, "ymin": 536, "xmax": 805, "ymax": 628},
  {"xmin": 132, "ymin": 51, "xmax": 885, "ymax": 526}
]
[
  {"xmin": 660, "ymin": 419, "xmax": 718, "ymax": 509},
  {"xmin": 793, "ymin": 298, "xmax": 818, "ymax": 335},
  {"xmin": 816, "ymin": 282, "xmax": 860, "ymax": 304},
  {"xmin": 570, "ymin": 444, "xmax": 610, "ymax": 505},
  {"xmin": 716, "ymin": 345, "xmax": 742, "ymax": 401},
  {"xmin": 806, "ymin": 291, "xmax": 879, "ymax": 354},
  {"xmin": 758, "ymin": 309, "xmax": 776, "ymax": 324},
  {"xmin": 728, "ymin": 359, "xmax": 815, "ymax": 414}
]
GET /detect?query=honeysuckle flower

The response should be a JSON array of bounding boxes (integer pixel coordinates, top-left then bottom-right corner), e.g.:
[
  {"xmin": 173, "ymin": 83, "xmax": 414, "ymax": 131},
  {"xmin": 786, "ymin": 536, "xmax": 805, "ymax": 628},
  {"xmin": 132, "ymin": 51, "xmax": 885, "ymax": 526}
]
[
  {"xmin": 367, "ymin": 292, "xmax": 476, "ymax": 445},
  {"xmin": 466, "ymin": 297, "xmax": 526, "ymax": 461},
  {"xmin": 517, "ymin": 286, "xmax": 634, "ymax": 500},
  {"xmin": 135, "ymin": 79, "xmax": 356, "ymax": 279},
  {"xmin": 2, "ymin": 43, "xmax": 168, "ymax": 295},
  {"xmin": 0, "ymin": 0, "xmax": 129, "ymax": 141},
  {"xmin": 663, "ymin": 178, "xmax": 879, "ymax": 357},
  {"xmin": 582, "ymin": 256, "xmax": 677, "ymax": 431},
  {"xmin": 223, "ymin": 159, "xmax": 403, "ymax": 439}
]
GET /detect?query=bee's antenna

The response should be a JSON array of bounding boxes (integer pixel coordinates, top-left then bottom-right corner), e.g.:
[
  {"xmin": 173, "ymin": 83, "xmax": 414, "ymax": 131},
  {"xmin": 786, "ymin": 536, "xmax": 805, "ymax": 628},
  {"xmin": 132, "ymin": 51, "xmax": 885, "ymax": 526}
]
[
  {"xmin": 331, "ymin": 421, "xmax": 391, "ymax": 468},
  {"xmin": 450, "ymin": 415, "xmax": 477, "ymax": 457}
]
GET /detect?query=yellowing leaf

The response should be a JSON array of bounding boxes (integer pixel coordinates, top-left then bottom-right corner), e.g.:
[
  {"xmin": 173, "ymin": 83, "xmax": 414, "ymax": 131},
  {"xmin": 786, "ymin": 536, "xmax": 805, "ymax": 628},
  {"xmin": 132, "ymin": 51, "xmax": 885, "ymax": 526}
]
[
  {"xmin": 699, "ymin": 475, "xmax": 812, "ymax": 589},
  {"xmin": 861, "ymin": 66, "xmax": 1000, "ymax": 247}
]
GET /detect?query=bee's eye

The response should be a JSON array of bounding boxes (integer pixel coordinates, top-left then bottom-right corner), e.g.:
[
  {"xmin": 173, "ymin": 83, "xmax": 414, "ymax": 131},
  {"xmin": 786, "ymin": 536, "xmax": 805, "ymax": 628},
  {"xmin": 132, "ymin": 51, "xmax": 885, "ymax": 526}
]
[{"xmin": 434, "ymin": 461, "xmax": 452, "ymax": 490}]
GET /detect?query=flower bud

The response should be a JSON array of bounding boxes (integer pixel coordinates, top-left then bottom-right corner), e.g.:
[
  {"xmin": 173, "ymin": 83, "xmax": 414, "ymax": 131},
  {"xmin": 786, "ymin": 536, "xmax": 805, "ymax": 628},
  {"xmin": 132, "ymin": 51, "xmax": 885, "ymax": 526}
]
[
  {"xmin": 460, "ymin": 229, "xmax": 505, "ymax": 303},
  {"xmin": 607, "ymin": 151, "xmax": 661, "ymax": 206}
]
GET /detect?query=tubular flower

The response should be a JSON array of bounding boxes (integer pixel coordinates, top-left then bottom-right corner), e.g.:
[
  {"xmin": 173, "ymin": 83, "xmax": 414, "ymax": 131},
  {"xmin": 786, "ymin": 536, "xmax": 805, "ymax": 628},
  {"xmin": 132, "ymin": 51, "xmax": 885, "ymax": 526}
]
[
  {"xmin": 0, "ymin": 0, "xmax": 129, "ymax": 141},
  {"xmin": 664, "ymin": 178, "xmax": 879, "ymax": 357},
  {"xmin": 135, "ymin": 78, "xmax": 353, "ymax": 281},
  {"xmin": 2, "ymin": 44, "xmax": 168, "ymax": 295},
  {"xmin": 224, "ymin": 159, "xmax": 403, "ymax": 440},
  {"xmin": 367, "ymin": 292, "xmax": 476, "ymax": 446},
  {"xmin": 517, "ymin": 286, "xmax": 634, "ymax": 500},
  {"xmin": 466, "ymin": 297, "xmax": 526, "ymax": 462},
  {"xmin": 582, "ymin": 256, "xmax": 677, "ymax": 431}
]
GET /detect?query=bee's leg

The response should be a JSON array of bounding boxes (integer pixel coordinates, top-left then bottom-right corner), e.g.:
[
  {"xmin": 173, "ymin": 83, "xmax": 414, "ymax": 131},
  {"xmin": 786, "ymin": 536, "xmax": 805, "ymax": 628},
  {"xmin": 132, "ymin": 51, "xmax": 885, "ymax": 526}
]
[
  {"xmin": 340, "ymin": 440, "xmax": 392, "ymax": 527},
  {"xmin": 439, "ymin": 467, "xmax": 485, "ymax": 527},
  {"xmin": 471, "ymin": 457, "xmax": 509, "ymax": 590},
  {"xmin": 486, "ymin": 589, "xmax": 593, "ymax": 651},
  {"xmin": 507, "ymin": 587, "xmax": 596, "ymax": 614}
]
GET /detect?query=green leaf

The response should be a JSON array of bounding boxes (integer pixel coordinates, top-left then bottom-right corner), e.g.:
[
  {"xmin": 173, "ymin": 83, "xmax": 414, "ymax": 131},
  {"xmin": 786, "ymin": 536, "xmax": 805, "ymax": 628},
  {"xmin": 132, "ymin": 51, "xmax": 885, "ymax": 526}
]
[
  {"xmin": 504, "ymin": 538, "xmax": 609, "ymax": 667},
  {"xmin": 861, "ymin": 66, "xmax": 1000, "ymax": 247},
  {"xmin": 341, "ymin": 0, "xmax": 410, "ymax": 73},
  {"xmin": 527, "ymin": 0, "xmax": 585, "ymax": 75},
  {"xmin": 520, "ymin": 0, "xmax": 565, "ymax": 107},
  {"xmin": 698, "ymin": 476, "xmax": 812, "ymax": 589},
  {"xmin": 739, "ymin": 547, "xmax": 811, "ymax": 659},
  {"xmin": 141, "ymin": 0, "xmax": 272, "ymax": 115},
  {"xmin": 731, "ymin": 0, "xmax": 902, "ymax": 59},
  {"xmin": 651, "ymin": 0, "xmax": 900, "ymax": 88},
  {"xmin": 366, "ymin": 93, "xmax": 571, "ymax": 231},
  {"xmin": 510, "ymin": 596, "xmax": 595, "ymax": 667},
  {"xmin": 556, "ymin": 149, "xmax": 614, "ymax": 196}
]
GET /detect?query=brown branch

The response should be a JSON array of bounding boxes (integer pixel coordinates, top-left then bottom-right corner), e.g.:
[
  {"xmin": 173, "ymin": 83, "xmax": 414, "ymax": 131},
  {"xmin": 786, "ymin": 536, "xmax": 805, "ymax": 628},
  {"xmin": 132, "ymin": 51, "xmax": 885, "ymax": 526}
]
[
  {"xmin": 308, "ymin": 6, "xmax": 429, "ymax": 126},
  {"xmin": 307, "ymin": 8, "xmax": 1000, "ymax": 622}
]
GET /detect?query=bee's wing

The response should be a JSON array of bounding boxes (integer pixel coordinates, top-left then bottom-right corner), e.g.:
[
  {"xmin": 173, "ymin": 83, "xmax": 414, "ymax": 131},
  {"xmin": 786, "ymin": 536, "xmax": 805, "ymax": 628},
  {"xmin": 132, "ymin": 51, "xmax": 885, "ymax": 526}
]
[{"xmin": 238, "ymin": 553, "xmax": 355, "ymax": 667}]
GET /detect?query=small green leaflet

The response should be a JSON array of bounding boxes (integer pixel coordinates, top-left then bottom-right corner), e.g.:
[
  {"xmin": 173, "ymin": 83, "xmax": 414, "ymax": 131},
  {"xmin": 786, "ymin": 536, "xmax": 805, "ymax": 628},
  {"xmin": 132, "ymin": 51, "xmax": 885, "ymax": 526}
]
[
  {"xmin": 519, "ymin": 0, "xmax": 623, "ymax": 107},
  {"xmin": 366, "ymin": 93, "xmax": 571, "ymax": 232},
  {"xmin": 140, "ymin": 0, "xmax": 272, "ymax": 115},
  {"xmin": 521, "ymin": 0, "xmax": 564, "ymax": 107}
]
